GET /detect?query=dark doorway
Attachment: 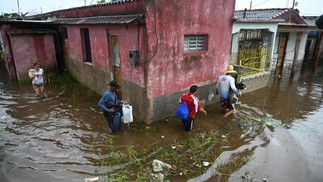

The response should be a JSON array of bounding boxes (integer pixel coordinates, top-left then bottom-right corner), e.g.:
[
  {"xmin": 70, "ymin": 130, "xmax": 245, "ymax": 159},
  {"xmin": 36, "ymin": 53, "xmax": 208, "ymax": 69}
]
[{"xmin": 80, "ymin": 28, "xmax": 92, "ymax": 63}]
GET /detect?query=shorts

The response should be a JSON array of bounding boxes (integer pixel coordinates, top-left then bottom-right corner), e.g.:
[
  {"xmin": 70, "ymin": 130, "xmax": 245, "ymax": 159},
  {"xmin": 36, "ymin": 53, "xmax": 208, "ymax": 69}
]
[
  {"xmin": 33, "ymin": 83, "xmax": 44, "ymax": 89},
  {"xmin": 220, "ymin": 98, "xmax": 234, "ymax": 110}
]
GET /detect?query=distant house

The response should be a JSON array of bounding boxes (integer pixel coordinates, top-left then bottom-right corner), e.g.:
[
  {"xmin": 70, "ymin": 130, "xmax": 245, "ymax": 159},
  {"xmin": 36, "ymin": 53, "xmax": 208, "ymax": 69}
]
[
  {"xmin": 302, "ymin": 16, "xmax": 323, "ymax": 68},
  {"xmin": 0, "ymin": 0, "xmax": 236, "ymax": 123},
  {"xmin": 232, "ymin": 8, "xmax": 309, "ymax": 87},
  {"xmin": 0, "ymin": 20, "xmax": 59, "ymax": 80}
]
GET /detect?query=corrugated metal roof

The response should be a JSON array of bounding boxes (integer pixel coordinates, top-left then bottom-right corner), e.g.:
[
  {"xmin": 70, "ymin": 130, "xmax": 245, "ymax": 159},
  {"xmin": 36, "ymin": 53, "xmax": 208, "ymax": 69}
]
[
  {"xmin": 7, "ymin": 29, "xmax": 56, "ymax": 35},
  {"xmin": 234, "ymin": 9, "xmax": 289, "ymax": 19},
  {"xmin": 56, "ymin": 14, "xmax": 144, "ymax": 25},
  {"xmin": 234, "ymin": 18, "xmax": 285, "ymax": 23}
]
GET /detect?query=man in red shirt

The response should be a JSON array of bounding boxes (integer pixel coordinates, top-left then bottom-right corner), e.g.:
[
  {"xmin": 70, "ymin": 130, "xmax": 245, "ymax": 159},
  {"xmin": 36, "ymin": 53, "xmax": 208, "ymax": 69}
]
[{"xmin": 180, "ymin": 85, "xmax": 207, "ymax": 132}]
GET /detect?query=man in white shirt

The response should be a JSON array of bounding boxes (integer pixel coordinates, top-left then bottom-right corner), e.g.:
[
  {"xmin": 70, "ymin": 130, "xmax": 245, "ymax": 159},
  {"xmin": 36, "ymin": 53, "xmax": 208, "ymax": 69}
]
[{"xmin": 215, "ymin": 65, "xmax": 241, "ymax": 117}]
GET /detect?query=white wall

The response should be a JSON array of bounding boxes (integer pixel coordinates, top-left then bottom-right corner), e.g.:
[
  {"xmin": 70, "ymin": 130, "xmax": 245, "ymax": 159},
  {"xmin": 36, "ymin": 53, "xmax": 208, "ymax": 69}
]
[
  {"xmin": 231, "ymin": 22, "xmax": 279, "ymax": 65},
  {"xmin": 272, "ymin": 31, "xmax": 309, "ymax": 78}
]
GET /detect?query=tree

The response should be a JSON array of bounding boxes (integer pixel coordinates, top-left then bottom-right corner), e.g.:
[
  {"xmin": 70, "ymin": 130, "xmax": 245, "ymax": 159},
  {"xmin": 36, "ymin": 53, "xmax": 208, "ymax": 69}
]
[{"xmin": 97, "ymin": 0, "xmax": 106, "ymax": 4}]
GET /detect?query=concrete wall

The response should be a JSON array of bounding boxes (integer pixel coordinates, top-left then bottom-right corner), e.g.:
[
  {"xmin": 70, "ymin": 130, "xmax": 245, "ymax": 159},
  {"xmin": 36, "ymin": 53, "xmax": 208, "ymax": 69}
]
[
  {"xmin": 145, "ymin": 0, "xmax": 235, "ymax": 99},
  {"xmin": 62, "ymin": 23, "xmax": 150, "ymax": 121},
  {"xmin": 231, "ymin": 22, "xmax": 278, "ymax": 65},
  {"xmin": 63, "ymin": 24, "xmax": 146, "ymax": 88},
  {"xmin": 151, "ymin": 83, "xmax": 217, "ymax": 122},
  {"xmin": 141, "ymin": 0, "xmax": 235, "ymax": 121},
  {"xmin": 241, "ymin": 72, "xmax": 270, "ymax": 92},
  {"xmin": 60, "ymin": 0, "xmax": 236, "ymax": 123},
  {"xmin": 272, "ymin": 31, "xmax": 308, "ymax": 79}
]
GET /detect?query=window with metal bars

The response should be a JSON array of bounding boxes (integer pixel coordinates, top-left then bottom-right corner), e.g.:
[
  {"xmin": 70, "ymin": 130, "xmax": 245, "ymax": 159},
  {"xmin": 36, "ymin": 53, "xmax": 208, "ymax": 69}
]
[{"xmin": 184, "ymin": 34, "xmax": 208, "ymax": 52}]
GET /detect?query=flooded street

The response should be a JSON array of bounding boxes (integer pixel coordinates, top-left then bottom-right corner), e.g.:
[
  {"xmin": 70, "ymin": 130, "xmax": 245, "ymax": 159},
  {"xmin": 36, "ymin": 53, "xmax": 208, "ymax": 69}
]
[{"xmin": 1, "ymin": 60, "xmax": 323, "ymax": 182}]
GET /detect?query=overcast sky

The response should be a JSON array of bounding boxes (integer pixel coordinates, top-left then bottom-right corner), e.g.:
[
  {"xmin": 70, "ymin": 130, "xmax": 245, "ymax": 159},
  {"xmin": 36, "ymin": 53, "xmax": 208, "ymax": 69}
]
[{"xmin": 0, "ymin": 0, "xmax": 322, "ymax": 16}]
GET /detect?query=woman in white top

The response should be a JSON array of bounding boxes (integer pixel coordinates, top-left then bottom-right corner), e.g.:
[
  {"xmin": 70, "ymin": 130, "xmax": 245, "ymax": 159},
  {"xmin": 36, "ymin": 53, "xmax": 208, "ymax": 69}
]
[{"xmin": 29, "ymin": 61, "xmax": 46, "ymax": 97}]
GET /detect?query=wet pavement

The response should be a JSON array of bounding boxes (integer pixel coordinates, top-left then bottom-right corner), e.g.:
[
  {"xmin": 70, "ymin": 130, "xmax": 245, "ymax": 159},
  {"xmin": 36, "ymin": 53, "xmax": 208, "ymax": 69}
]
[{"xmin": 0, "ymin": 60, "xmax": 323, "ymax": 182}]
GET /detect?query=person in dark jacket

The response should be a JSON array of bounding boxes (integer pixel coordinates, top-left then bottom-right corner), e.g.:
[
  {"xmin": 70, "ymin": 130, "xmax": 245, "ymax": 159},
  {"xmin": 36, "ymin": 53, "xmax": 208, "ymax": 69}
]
[{"xmin": 98, "ymin": 80, "xmax": 126, "ymax": 133}]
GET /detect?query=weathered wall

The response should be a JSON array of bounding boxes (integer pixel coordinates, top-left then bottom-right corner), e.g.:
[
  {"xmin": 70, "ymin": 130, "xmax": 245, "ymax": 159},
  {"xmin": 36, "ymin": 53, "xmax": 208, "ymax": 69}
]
[
  {"xmin": 0, "ymin": 27, "xmax": 16, "ymax": 79},
  {"xmin": 142, "ymin": 0, "xmax": 235, "ymax": 121},
  {"xmin": 151, "ymin": 83, "xmax": 217, "ymax": 122},
  {"xmin": 272, "ymin": 31, "xmax": 308, "ymax": 79},
  {"xmin": 8, "ymin": 34, "xmax": 57, "ymax": 80},
  {"xmin": 145, "ymin": 0, "xmax": 236, "ymax": 100},
  {"xmin": 241, "ymin": 73, "xmax": 270, "ymax": 92},
  {"xmin": 231, "ymin": 22, "xmax": 278, "ymax": 65},
  {"xmin": 58, "ymin": 0, "xmax": 236, "ymax": 123},
  {"xmin": 63, "ymin": 24, "xmax": 146, "ymax": 88},
  {"xmin": 65, "ymin": 55, "xmax": 150, "ymax": 122},
  {"xmin": 62, "ymin": 23, "xmax": 149, "ymax": 121}
]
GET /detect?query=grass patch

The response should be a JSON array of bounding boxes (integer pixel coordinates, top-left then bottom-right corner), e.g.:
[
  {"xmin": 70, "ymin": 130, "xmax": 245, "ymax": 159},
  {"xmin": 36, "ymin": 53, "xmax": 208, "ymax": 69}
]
[
  {"xmin": 20, "ymin": 72, "xmax": 100, "ymax": 100},
  {"xmin": 128, "ymin": 120, "xmax": 156, "ymax": 133},
  {"xmin": 245, "ymin": 116, "xmax": 292, "ymax": 129},
  {"xmin": 98, "ymin": 130, "xmax": 220, "ymax": 181}
]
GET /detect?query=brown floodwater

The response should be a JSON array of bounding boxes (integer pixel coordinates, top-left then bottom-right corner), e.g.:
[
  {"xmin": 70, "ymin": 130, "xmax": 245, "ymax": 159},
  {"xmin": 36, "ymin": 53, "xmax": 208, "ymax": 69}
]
[{"xmin": 1, "ymin": 60, "xmax": 323, "ymax": 182}]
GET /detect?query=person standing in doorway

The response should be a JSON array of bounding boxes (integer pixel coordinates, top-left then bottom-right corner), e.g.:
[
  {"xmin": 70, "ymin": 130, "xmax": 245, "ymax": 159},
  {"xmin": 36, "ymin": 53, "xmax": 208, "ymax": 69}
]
[
  {"xmin": 29, "ymin": 61, "xmax": 46, "ymax": 97},
  {"xmin": 98, "ymin": 80, "xmax": 127, "ymax": 133},
  {"xmin": 180, "ymin": 85, "xmax": 207, "ymax": 132},
  {"xmin": 215, "ymin": 65, "xmax": 241, "ymax": 117}
]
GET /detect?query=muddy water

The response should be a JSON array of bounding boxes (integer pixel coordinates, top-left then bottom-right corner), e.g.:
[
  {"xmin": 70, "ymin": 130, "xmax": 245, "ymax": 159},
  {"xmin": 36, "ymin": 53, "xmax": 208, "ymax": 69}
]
[{"xmin": 1, "ymin": 61, "xmax": 323, "ymax": 182}]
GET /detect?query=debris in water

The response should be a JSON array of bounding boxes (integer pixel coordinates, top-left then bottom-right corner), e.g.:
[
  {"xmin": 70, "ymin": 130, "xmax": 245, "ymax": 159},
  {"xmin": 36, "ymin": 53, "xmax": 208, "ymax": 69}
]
[
  {"xmin": 221, "ymin": 135, "xmax": 227, "ymax": 139},
  {"xmin": 85, "ymin": 176, "xmax": 99, "ymax": 182},
  {"xmin": 44, "ymin": 153, "xmax": 70, "ymax": 159},
  {"xmin": 151, "ymin": 173, "xmax": 164, "ymax": 181},
  {"xmin": 203, "ymin": 161, "xmax": 210, "ymax": 167},
  {"xmin": 246, "ymin": 116, "xmax": 292, "ymax": 129},
  {"xmin": 152, "ymin": 159, "xmax": 171, "ymax": 172}
]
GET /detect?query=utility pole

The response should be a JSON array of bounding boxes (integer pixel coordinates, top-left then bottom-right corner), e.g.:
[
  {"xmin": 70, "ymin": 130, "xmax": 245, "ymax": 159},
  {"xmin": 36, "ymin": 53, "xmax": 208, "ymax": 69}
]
[
  {"xmin": 17, "ymin": 0, "xmax": 20, "ymax": 14},
  {"xmin": 292, "ymin": 0, "xmax": 295, "ymax": 9},
  {"xmin": 250, "ymin": 1, "xmax": 252, "ymax": 10}
]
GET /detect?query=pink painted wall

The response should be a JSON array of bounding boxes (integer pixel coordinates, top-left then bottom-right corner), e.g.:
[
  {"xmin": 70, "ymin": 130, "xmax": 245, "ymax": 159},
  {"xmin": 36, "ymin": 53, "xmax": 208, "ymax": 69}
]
[
  {"xmin": 10, "ymin": 34, "xmax": 57, "ymax": 79},
  {"xmin": 64, "ymin": 24, "xmax": 145, "ymax": 87},
  {"xmin": 145, "ymin": 0, "xmax": 236, "ymax": 98}
]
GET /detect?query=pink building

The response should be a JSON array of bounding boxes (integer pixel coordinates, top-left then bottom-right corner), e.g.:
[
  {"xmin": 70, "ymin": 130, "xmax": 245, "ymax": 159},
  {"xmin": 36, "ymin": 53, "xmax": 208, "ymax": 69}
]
[
  {"xmin": 0, "ymin": 22, "xmax": 59, "ymax": 80},
  {"xmin": 0, "ymin": 0, "xmax": 236, "ymax": 123}
]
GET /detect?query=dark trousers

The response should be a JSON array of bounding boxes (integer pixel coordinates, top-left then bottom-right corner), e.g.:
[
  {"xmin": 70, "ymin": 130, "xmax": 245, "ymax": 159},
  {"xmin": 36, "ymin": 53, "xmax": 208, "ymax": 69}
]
[
  {"xmin": 181, "ymin": 118, "xmax": 194, "ymax": 132},
  {"xmin": 104, "ymin": 111, "xmax": 121, "ymax": 133}
]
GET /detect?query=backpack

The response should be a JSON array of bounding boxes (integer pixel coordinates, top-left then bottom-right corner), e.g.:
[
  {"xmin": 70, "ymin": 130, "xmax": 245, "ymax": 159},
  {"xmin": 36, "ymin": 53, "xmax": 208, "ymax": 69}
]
[{"xmin": 176, "ymin": 102, "xmax": 189, "ymax": 120}]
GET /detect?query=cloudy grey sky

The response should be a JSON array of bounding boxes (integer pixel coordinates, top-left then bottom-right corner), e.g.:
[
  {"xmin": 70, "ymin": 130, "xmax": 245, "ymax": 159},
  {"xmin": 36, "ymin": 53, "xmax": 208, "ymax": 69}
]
[
  {"xmin": 0, "ymin": 0, "xmax": 322, "ymax": 16},
  {"xmin": 236, "ymin": 0, "xmax": 322, "ymax": 15}
]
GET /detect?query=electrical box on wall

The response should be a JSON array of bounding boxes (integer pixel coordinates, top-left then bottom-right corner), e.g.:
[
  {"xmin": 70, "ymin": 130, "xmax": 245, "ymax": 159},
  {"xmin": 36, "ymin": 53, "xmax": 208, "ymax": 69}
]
[{"xmin": 129, "ymin": 50, "xmax": 139, "ymax": 66}]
